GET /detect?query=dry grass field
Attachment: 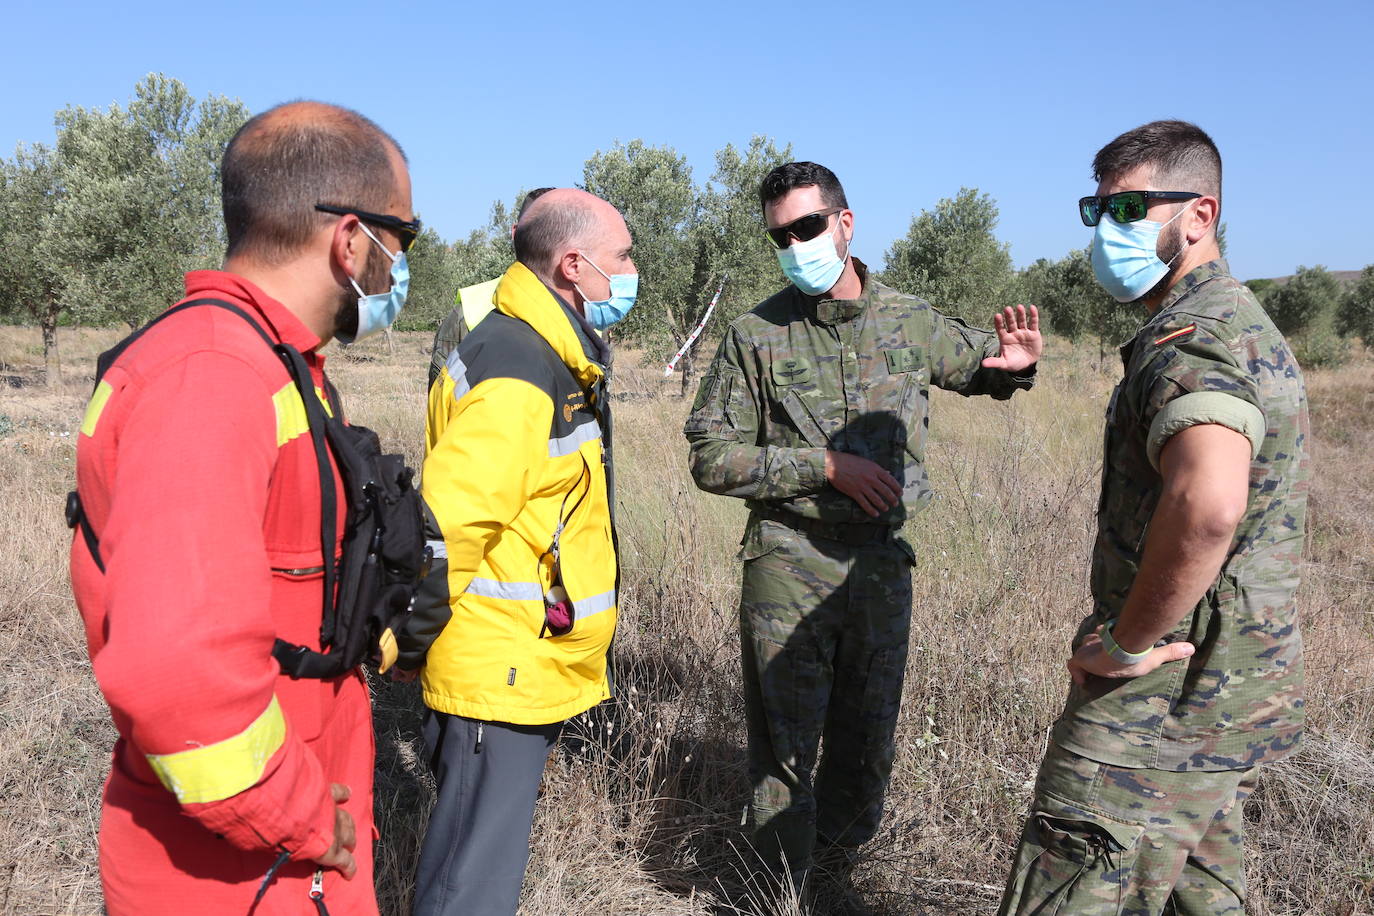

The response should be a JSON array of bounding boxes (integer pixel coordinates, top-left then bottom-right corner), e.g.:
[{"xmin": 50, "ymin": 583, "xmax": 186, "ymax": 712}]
[{"xmin": 0, "ymin": 325, "xmax": 1370, "ymax": 915}]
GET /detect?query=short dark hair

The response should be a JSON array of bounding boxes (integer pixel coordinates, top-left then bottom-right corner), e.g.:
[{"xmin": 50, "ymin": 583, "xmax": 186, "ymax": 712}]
[
  {"xmin": 222, "ymin": 102, "xmax": 406, "ymax": 264},
  {"xmin": 759, "ymin": 161, "xmax": 848, "ymax": 213},
  {"xmin": 1092, "ymin": 120, "xmax": 1222, "ymax": 205},
  {"xmin": 513, "ymin": 196, "xmax": 599, "ymax": 278},
  {"xmin": 516, "ymin": 187, "xmax": 554, "ymax": 222}
]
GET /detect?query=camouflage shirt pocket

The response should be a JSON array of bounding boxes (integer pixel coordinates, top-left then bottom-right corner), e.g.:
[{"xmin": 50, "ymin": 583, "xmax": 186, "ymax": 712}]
[{"xmin": 780, "ymin": 388, "xmax": 830, "ymax": 448}]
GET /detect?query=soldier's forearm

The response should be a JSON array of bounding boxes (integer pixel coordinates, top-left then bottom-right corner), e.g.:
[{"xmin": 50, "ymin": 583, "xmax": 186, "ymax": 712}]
[
  {"xmin": 1111, "ymin": 495, "xmax": 1238, "ymax": 654},
  {"xmin": 687, "ymin": 440, "xmax": 828, "ymax": 500},
  {"xmin": 1114, "ymin": 424, "xmax": 1251, "ymax": 653}
]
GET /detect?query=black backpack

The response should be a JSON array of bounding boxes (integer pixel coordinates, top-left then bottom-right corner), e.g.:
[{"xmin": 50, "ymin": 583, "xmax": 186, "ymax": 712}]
[{"xmin": 66, "ymin": 297, "xmax": 430, "ymax": 680}]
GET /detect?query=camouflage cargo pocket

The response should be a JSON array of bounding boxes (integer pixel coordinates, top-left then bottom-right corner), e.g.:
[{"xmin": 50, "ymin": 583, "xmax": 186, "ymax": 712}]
[
  {"xmin": 754, "ymin": 635, "xmax": 826, "ymax": 776},
  {"xmin": 852, "ymin": 646, "xmax": 905, "ymax": 797},
  {"xmin": 737, "ymin": 517, "xmax": 794, "ymax": 562},
  {"xmin": 1002, "ymin": 812, "xmax": 1144, "ymax": 916}
]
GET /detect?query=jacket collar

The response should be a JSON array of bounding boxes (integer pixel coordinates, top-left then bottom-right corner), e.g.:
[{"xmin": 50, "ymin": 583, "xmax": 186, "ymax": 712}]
[
  {"xmin": 1156, "ymin": 258, "xmax": 1231, "ymax": 315},
  {"xmin": 183, "ymin": 270, "xmax": 323, "ymax": 354},
  {"xmin": 1119, "ymin": 259, "xmax": 1234, "ymax": 369},
  {"xmin": 809, "ymin": 258, "xmax": 872, "ymax": 326},
  {"xmin": 494, "ymin": 261, "xmax": 605, "ymax": 390}
]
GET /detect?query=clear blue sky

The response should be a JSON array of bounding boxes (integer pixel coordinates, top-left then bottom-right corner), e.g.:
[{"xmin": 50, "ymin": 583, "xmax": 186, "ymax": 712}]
[{"xmin": 4, "ymin": 0, "xmax": 1371, "ymax": 283}]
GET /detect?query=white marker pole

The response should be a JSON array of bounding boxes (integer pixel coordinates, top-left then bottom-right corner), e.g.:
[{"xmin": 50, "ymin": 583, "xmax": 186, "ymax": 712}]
[{"xmin": 664, "ymin": 274, "xmax": 728, "ymax": 377}]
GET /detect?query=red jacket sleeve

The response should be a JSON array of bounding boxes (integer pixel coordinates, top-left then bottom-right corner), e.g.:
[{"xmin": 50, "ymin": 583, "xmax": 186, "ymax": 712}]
[{"xmin": 91, "ymin": 349, "xmax": 335, "ymax": 860}]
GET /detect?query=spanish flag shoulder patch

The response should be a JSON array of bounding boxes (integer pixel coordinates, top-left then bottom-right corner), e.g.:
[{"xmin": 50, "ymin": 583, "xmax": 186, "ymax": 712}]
[{"xmin": 1153, "ymin": 324, "xmax": 1196, "ymax": 347}]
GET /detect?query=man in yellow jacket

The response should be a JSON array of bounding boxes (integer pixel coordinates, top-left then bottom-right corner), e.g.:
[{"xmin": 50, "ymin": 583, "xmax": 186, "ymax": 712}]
[{"xmin": 395, "ymin": 188, "xmax": 634, "ymax": 915}]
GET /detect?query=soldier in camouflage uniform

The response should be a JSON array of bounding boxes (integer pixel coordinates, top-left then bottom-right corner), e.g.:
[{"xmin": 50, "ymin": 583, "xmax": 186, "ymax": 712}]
[
  {"xmin": 1000, "ymin": 121, "xmax": 1309, "ymax": 915},
  {"xmin": 684, "ymin": 162, "xmax": 1042, "ymax": 896}
]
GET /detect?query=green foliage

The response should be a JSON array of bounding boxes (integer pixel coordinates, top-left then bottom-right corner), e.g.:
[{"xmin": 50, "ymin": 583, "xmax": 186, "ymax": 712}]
[
  {"xmin": 36, "ymin": 75, "xmax": 248, "ymax": 330},
  {"xmin": 581, "ymin": 136, "xmax": 792, "ymax": 364},
  {"xmin": 0, "ymin": 144, "xmax": 62, "ymax": 333},
  {"xmin": 1263, "ymin": 265, "xmax": 1342, "ymax": 337},
  {"xmin": 1, "ymin": 74, "xmax": 246, "ymax": 380},
  {"xmin": 879, "ymin": 188, "xmax": 1014, "ymax": 311},
  {"xmin": 582, "ymin": 141, "xmax": 698, "ymax": 354},
  {"xmin": 1261, "ymin": 266, "xmax": 1349, "ymax": 367},
  {"xmin": 395, "ymin": 197, "xmax": 524, "ymax": 333},
  {"xmin": 1291, "ymin": 325, "xmax": 1351, "ymax": 368},
  {"xmin": 690, "ymin": 136, "xmax": 794, "ymax": 336},
  {"xmin": 1245, "ymin": 277, "xmax": 1276, "ymax": 299},
  {"xmin": 1337, "ymin": 264, "xmax": 1374, "ymax": 345},
  {"xmin": 1015, "ymin": 248, "xmax": 1139, "ymax": 351},
  {"xmin": 396, "ymin": 226, "xmax": 463, "ymax": 333}
]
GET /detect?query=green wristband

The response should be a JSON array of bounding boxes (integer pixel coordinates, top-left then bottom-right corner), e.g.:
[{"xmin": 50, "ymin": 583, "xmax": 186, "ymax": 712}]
[{"xmin": 1101, "ymin": 625, "xmax": 1151, "ymax": 665}]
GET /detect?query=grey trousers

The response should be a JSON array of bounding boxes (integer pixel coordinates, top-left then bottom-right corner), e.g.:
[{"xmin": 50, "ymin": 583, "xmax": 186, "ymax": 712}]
[{"xmin": 412, "ymin": 710, "xmax": 562, "ymax": 916}]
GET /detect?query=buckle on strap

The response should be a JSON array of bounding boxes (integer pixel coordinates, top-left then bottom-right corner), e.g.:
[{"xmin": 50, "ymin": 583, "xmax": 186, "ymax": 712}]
[{"xmin": 65, "ymin": 491, "xmax": 83, "ymax": 529}]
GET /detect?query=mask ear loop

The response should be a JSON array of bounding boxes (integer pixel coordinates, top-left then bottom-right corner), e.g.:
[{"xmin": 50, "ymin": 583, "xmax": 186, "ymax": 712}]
[
  {"xmin": 347, "ymin": 223, "xmax": 401, "ymax": 298},
  {"xmin": 836, "ymin": 213, "xmax": 853, "ymax": 266},
  {"xmin": 1160, "ymin": 199, "xmax": 1198, "ymax": 269},
  {"xmin": 574, "ymin": 251, "xmax": 614, "ymax": 307}
]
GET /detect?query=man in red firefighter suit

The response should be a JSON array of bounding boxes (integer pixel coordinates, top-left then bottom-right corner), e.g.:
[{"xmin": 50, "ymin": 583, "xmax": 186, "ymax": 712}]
[{"xmin": 69, "ymin": 101, "xmax": 415, "ymax": 915}]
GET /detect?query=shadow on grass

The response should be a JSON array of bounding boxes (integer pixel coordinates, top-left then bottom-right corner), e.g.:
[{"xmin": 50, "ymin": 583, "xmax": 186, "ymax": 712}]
[{"xmin": 370, "ymin": 675, "xmax": 431, "ymax": 916}]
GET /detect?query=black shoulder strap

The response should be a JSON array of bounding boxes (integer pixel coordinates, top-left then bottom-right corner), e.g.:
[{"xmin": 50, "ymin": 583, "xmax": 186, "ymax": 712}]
[
  {"xmin": 69, "ymin": 299, "xmax": 334, "ymax": 614},
  {"xmin": 72, "ymin": 297, "xmax": 346, "ymax": 679},
  {"xmin": 91, "ymin": 298, "xmax": 278, "ymax": 390},
  {"xmin": 71, "ymin": 298, "xmax": 282, "ymax": 573},
  {"xmin": 270, "ymin": 343, "xmax": 340, "ymax": 651}
]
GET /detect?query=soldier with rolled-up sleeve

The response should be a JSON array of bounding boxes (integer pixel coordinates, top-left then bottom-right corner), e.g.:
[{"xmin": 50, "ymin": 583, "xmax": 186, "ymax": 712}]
[
  {"xmin": 999, "ymin": 121, "xmax": 1310, "ymax": 916},
  {"xmin": 684, "ymin": 161, "xmax": 1041, "ymax": 907}
]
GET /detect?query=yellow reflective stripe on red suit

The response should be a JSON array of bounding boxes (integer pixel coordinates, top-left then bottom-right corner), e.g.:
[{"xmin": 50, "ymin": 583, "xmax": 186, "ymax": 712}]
[
  {"xmin": 144, "ymin": 695, "xmax": 287, "ymax": 804},
  {"xmin": 80, "ymin": 380, "xmax": 115, "ymax": 438},
  {"xmin": 272, "ymin": 383, "xmax": 334, "ymax": 447}
]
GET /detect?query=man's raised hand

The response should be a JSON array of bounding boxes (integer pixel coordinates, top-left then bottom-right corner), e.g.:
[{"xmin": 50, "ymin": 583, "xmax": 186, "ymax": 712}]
[{"xmin": 981, "ymin": 304, "xmax": 1041, "ymax": 372}]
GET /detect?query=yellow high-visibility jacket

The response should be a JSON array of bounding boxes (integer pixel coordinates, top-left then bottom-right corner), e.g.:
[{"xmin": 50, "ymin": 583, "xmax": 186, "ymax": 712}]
[{"xmin": 398, "ymin": 261, "xmax": 618, "ymax": 725}]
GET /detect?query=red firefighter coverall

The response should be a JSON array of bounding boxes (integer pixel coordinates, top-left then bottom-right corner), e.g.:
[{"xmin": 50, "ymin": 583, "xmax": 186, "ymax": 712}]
[{"xmin": 70, "ymin": 271, "xmax": 377, "ymax": 915}]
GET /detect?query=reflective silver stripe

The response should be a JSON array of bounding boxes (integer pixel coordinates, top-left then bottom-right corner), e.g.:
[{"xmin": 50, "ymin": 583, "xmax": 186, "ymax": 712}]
[
  {"xmin": 426, "ymin": 539, "xmax": 448, "ymax": 560},
  {"xmin": 573, "ymin": 588, "xmax": 617, "ymax": 621},
  {"xmin": 548, "ymin": 419, "xmax": 601, "ymax": 458},
  {"xmin": 445, "ymin": 352, "xmax": 471, "ymax": 400},
  {"xmin": 464, "ymin": 576, "xmax": 542, "ymax": 602}
]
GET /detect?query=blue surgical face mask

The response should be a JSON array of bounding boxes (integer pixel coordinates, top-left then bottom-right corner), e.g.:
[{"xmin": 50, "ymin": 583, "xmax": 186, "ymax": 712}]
[
  {"xmin": 1090, "ymin": 201, "xmax": 1193, "ymax": 303},
  {"xmin": 575, "ymin": 252, "xmax": 638, "ymax": 330},
  {"xmin": 338, "ymin": 223, "xmax": 409, "ymax": 344},
  {"xmin": 776, "ymin": 226, "xmax": 848, "ymax": 296}
]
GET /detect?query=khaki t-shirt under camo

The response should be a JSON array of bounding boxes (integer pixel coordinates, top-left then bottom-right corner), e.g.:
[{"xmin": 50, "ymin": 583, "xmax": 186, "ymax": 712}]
[
  {"xmin": 684, "ymin": 261, "xmax": 1035, "ymax": 527},
  {"xmin": 1053, "ymin": 259, "xmax": 1310, "ymax": 772}
]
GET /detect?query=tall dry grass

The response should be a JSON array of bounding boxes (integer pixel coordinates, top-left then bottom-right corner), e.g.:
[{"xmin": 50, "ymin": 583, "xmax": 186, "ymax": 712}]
[{"xmin": 0, "ymin": 326, "xmax": 1370, "ymax": 915}]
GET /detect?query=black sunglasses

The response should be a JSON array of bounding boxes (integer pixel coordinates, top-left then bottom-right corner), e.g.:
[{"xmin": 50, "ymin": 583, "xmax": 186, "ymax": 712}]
[
  {"xmin": 1078, "ymin": 191, "xmax": 1200, "ymax": 227},
  {"xmin": 315, "ymin": 203, "xmax": 422, "ymax": 252},
  {"xmin": 765, "ymin": 207, "xmax": 843, "ymax": 249}
]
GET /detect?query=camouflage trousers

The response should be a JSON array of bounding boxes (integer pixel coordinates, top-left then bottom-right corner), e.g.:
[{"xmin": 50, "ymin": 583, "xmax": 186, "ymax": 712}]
[
  {"xmin": 737, "ymin": 515, "xmax": 914, "ymax": 881},
  {"xmin": 999, "ymin": 743, "xmax": 1258, "ymax": 915}
]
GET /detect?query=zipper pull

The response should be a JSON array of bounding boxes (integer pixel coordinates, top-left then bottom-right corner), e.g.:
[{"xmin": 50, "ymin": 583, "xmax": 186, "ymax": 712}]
[
  {"xmin": 475, "ymin": 721, "xmax": 484, "ymax": 754},
  {"xmin": 310, "ymin": 868, "xmax": 328, "ymax": 915}
]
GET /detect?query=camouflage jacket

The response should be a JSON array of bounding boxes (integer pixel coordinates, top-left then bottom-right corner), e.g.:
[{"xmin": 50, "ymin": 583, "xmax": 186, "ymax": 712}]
[
  {"xmin": 684, "ymin": 261, "xmax": 1035, "ymax": 527},
  {"xmin": 1053, "ymin": 259, "xmax": 1310, "ymax": 772}
]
